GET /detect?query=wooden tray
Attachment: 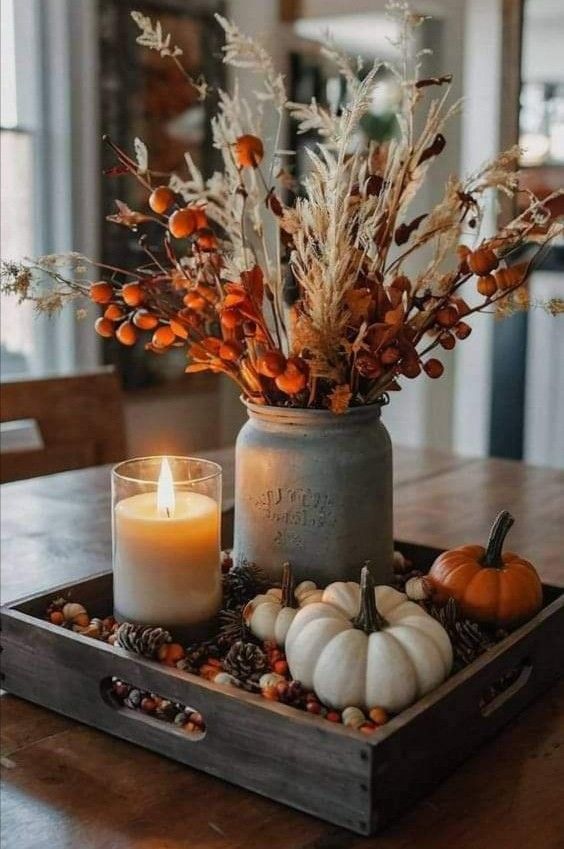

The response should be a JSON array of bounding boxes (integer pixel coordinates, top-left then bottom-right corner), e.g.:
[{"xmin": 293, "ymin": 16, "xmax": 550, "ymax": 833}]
[{"xmin": 1, "ymin": 542, "xmax": 563, "ymax": 836}]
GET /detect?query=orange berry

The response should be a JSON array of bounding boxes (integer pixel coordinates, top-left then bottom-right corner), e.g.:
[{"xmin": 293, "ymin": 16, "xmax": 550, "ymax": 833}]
[
  {"xmin": 424, "ymin": 358, "xmax": 444, "ymax": 379},
  {"xmin": 262, "ymin": 686, "xmax": 279, "ymax": 701},
  {"xmin": 438, "ymin": 332, "xmax": 455, "ymax": 350},
  {"xmin": 273, "ymin": 659, "xmax": 288, "ymax": 676},
  {"xmin": 184, "ymin": 291, "xmax": 207, "ymax": 311},
  {"xmin": 152, "ymin": 325, "xmax": 176, "ymax": 349},
  {"xmin": 400, "ymin": 358, "xmax": 421, "ymax": 379},
  {"xmin": 468, "ymin": 247, "xmax": 498, "ymax": 276},
  {"xmin": 196, "ymin": 228, "xmax": 218, "ymax": 251},
  {"xmin": 455, "ymin": 321, "xmax": 472, "ymax": 340},
  {"xmin": 220, "ymin": 308, "xmax": 242, "ymax": 329},
  {"xmin": 477, "ymin": 275, "xmax": 497, "ymax": 297},
  {"xmin": 148, "ymin": 185, "xmax": 175, "ymax": 214},
  {"xmin": 50, "ymin": 611, "xmax": 65, "ymax": 626},
  {"xmin": 436, "ymin": 305, "xmax": 458, "ymax": 328},
  {"xmin": 368, "ymin": 706, "xmax": 389, "ymax": 725},
  {"xmin": 158, "ymin": 643, "xmax": 186, "ymax": 666},
  {"xmin": 257, "ymin": 350, "xmax": 286, "ymax": 378},
  {"xmin": 116, "ymin": 321, "xmax": 138, "ymax": 346},
  {"xmin": 219, "ymin": 341, "xmax": 242, "ymax": 362},
  {"xmin": 122, "ymin": 282, "xmax": 144, "ymax": 307},
  {"xmin": 326, "ymin": 710, "xmax": 341, "ymax": 723},
  {"xmin": 89, "ymin": 281, "xmax": 113, "ymax": 304},
  {"xmin": 95, "ymin": 317, "xmax": 114, "ymax": 338},
  {"xmin": 495, "ymin": 262, "xmax": 526, "ymax": 290},
  {"xmin": 359, "ymin": 722, "xmax": 377, "ymax": 735},
  {"xmin": 234, "ymin": 134, "xmax": 264, "ymax": 168},
  {"xmin": 104, "ymin": 303, "xmax": 125, "ymax": 322},
  {"xmin": 169, "ymin": 207, "xmax": 197, "ymax": 239},
  {"xmin": 133, "ymin": 309, "xmax": 158, "ymax": 330},
  {"xmin": 193, "ymin": 207, "xmax": 208, "ymax": 229},
  {"xmin": 275, "ymin": 357, "xmax": 308, "ymax": 395}
]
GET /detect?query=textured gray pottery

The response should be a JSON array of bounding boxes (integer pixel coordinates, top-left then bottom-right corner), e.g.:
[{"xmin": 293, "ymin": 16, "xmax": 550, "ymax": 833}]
[{"xmin": 233, "ymin": 401, "xmax": 393, "ymax": 586}]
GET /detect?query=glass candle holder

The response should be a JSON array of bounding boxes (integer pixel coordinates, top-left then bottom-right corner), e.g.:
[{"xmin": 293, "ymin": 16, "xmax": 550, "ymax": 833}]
[{"xmin": 112, "ymin": 456, "xmax": 222, "ymax": 639}]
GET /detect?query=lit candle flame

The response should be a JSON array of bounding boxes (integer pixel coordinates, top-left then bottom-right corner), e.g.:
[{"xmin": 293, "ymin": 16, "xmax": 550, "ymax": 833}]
[{"xmin": 157, "ymin": 457, "xmax": 175, "ymax": 518}]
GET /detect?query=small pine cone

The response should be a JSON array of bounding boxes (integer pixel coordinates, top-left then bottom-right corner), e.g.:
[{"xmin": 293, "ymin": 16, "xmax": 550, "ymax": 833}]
[
  {"xmin": 217, "ymin": 606, "xmax": 248, "ymax": 648},
  {"xmin": 116, "ymin": 622, "xmax": 172, "ymax": 659},
  {"xmin": 223, "ymin": 640, "xmax": 269, "ymax": 684},
  {"xmin": 222, "ymin": 562, "xmax": 267, "ymax": 610}
]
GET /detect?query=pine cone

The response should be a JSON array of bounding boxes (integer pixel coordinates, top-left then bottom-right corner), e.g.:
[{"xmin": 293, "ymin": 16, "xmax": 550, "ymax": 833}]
[
  {"xmin": 223, "ymin": 640, "xmax": 269, "ymax": 684},
  {"xmin": 217, "ymin": 606, "xmax": 248, "ymax": 648},
  {"xmin": 116, "ymin": 622, "xmax": 172, "ymax": 659},
  {"xmin": 222, "ymin": 562, "xmax": 267, "ymax": 610},
  {"xmin": 426, "ymin": 599, "xmax": 497, "ymax": 670}
]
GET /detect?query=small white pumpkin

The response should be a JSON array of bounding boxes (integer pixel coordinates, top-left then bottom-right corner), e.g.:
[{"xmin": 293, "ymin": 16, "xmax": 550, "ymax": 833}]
[
  {"xmin": 285, "ymin": 566, "xmax": 453, "ymax": 713},
  {"xmin": 244, "ymin": 563, "xmax": 300, "ymax": 645}
]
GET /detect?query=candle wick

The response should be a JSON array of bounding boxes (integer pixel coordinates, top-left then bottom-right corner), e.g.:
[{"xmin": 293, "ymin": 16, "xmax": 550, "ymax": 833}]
[{"xmin": 166, "ymin": 507, "xmax": 170, "ymax": 519}]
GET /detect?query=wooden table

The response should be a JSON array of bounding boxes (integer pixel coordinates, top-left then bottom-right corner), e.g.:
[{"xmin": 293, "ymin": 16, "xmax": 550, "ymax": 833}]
[{"xmin": 1, "ymin": 448, "xmax": 563, "ymax": 849}]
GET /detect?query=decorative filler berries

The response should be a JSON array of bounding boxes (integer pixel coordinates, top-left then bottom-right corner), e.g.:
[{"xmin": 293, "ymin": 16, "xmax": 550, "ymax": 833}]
[{"xmin": 110, "ymin": 678, "xmax": 206, "ymax": 734}]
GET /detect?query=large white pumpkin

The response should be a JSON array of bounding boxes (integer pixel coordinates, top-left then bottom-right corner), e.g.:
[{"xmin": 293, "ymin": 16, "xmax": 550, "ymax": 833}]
[{"xmin": 285, "ymin": 567, "xmax": 453, "ymax": 713}]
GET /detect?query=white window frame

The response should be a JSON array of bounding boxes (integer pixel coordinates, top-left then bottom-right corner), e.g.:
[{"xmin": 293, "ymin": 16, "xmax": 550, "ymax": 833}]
[{"xmin": 2, "ymin": 0, "xmax": 100, "ymax": 376}]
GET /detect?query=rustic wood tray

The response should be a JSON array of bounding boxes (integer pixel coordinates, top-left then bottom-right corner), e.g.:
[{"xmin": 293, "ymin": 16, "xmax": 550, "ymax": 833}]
[{"xmin": 1, "ymin": 542, "xmax": 563, "ymax": 836}]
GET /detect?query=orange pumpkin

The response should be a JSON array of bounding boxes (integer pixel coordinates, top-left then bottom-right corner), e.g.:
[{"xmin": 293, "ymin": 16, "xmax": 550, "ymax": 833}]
[{"xmin": 428, "ymin": 511, "xmax": 542, "ymax": 629}]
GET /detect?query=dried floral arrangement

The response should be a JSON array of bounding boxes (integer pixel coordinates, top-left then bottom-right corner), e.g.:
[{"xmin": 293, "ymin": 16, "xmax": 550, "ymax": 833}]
[{"xmin": 2, "ymin": 3, "xmax": 562, "ymax": 412}]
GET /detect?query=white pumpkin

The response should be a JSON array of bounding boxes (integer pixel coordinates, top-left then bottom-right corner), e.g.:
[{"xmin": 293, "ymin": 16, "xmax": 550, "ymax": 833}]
[
  {"xmin": 285, "ymin": 567, "xmax": 453, "ymax": 713},
  {"xmin": 244, "ymin": 563, "xmax": 305, "ymax": 645}
]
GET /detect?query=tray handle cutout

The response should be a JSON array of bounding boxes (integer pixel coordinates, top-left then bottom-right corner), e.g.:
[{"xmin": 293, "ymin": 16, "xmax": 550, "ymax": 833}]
[
  {"xmin": 479, "ymin": 659, "xmax": 533, "ymax": 717},
  {"xmin": 100, "ymin": 676, "xmax": 206, "ymax": 741}
]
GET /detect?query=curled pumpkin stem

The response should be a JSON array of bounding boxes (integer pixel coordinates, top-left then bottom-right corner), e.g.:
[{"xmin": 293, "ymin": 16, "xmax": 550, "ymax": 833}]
[
  {"xmin": 354, "ymin": 563, "xmax": 388, "ymax": 633},
  {"xmin": 483, "ymin": 510, "xmax": 515, "ymax": 568}
]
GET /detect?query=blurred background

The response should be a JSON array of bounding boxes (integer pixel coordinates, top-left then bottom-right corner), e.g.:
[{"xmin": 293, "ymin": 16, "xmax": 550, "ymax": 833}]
[{"xmin": 1, "ymin": 0, "xmax": 563, "ymax": 469}]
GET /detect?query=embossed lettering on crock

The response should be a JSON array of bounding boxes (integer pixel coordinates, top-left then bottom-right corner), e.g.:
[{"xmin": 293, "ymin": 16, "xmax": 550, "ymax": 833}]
[{"xmin": 247, "ymin": 487, "xmax": 334, "ymax": 528}]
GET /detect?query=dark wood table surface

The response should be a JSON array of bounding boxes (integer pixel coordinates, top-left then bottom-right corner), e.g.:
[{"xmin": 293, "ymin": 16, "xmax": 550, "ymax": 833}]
[{"xmin": 1, "ymin": 447, "xmax": 563, "ymax": 849}]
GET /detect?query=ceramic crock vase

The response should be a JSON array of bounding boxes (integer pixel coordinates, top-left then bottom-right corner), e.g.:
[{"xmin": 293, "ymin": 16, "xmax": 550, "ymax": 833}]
[{"xmin": 233, "ymin": 401, "xmax": 393, "ymax": 586}]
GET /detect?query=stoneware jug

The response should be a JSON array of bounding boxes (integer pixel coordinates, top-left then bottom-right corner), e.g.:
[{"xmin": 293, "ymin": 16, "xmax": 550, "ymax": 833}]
[{"xmin": 233, "ymin": 401, "xmax": 393, "ymax": 586}]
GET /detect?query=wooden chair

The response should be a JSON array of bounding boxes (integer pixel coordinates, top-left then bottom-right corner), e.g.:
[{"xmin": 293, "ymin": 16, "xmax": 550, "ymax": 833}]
[{"xmin": 1, "ymin": 368, "xmax": 127, "ymax": 483}]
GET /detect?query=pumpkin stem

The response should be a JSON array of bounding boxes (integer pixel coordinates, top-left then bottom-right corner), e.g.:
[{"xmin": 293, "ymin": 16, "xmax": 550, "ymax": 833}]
[
  {"xmin": 353, "ymin": 563, "xmax": 388, "ymax": 633},
  {"xmin": 483, "ymin": 510, "xmax": 515, "ymax": 568},
  {"xmin": 281, "ymin": 562, "xmax": 297, "ymax": 608}
]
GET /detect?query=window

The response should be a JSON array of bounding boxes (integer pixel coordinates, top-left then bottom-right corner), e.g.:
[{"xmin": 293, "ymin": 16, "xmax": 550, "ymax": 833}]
[{"xmin": 0, "ymin": 0, "xmax": 37, "ymax": 377}]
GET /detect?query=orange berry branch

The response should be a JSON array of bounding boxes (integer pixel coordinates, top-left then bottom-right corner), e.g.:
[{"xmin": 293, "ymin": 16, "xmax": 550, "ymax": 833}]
[{"xmin": 1, "ymin": 5, "xmax": 562, "ymax": 412}]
